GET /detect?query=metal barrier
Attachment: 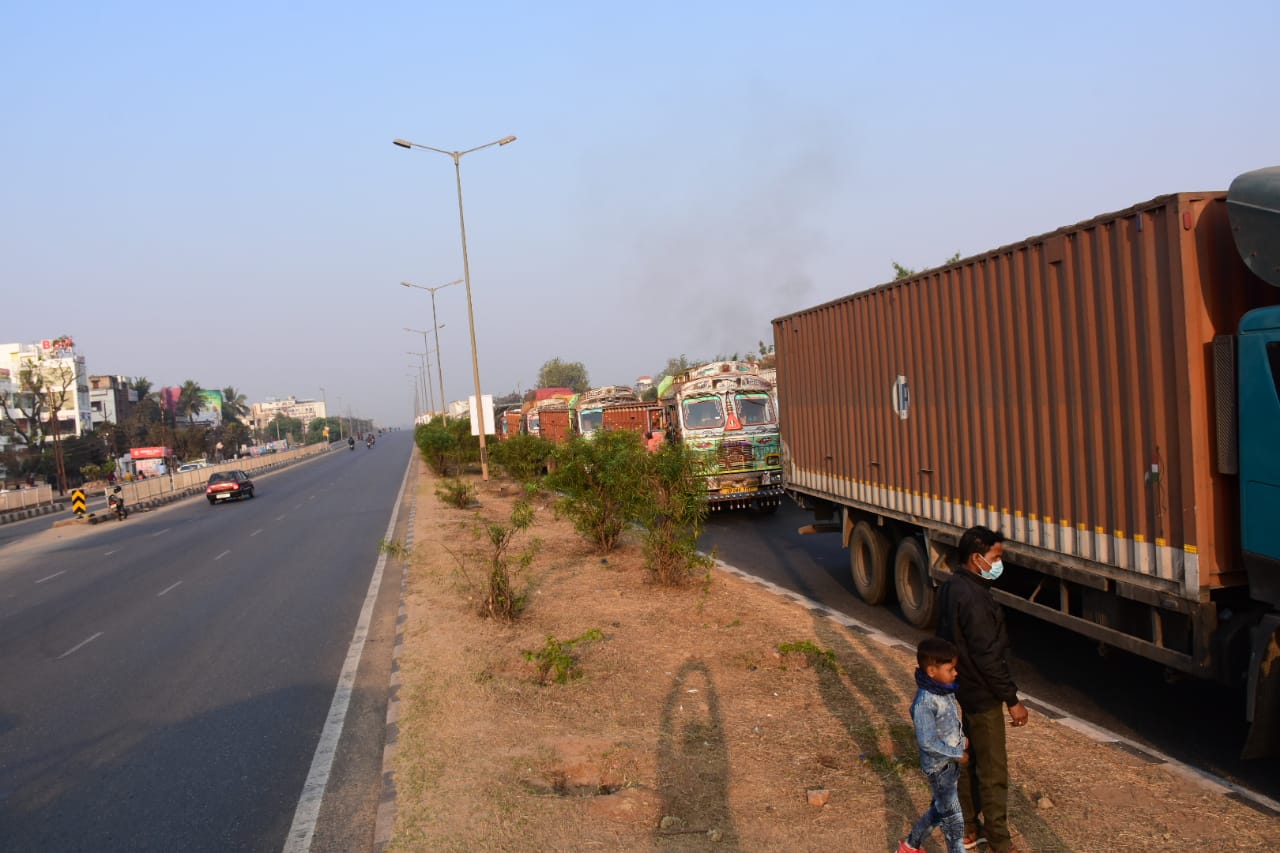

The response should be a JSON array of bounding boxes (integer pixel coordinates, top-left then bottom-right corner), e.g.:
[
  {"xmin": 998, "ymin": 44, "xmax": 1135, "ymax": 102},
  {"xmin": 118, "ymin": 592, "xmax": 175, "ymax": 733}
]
[
  {"xmin": 113, "ymin": 443, "xmax": 330, "ymax": 508},
  {"xmin": 0, "ymin": 484, "xmax": 55, "ymax": 511}
]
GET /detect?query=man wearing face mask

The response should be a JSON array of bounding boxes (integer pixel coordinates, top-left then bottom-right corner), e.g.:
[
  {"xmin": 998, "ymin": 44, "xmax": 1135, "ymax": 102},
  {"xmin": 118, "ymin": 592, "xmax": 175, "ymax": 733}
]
[{"xmin": 936, "ymin": 525, "xmax": 1029, "ymax": 852}]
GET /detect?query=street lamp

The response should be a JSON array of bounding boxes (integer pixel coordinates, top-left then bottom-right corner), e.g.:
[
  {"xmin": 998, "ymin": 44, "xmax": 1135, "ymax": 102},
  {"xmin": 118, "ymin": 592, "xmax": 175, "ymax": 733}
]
[
  {"xmin": 402, "ymin": 278, "xmax": 462, "ymax": 423},
  {"xmin": 393, "ymin": 135, "xmax": 516, "ymax": 480},
  {"xmin": 406, "ymin": 352, "xmax": 430, "ymax": 415},
  {"xmin": 404, "ymin": 326, "xmax": 445, "ymax": 412}
]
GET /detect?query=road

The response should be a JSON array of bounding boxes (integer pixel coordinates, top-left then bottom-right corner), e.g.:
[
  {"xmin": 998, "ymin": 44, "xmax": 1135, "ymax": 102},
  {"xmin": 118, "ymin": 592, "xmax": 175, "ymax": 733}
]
[
  {"xmin": 700, "ymin": 503, "xmax": 1280, "ymax": 802},
  {"xmin": 0, "ymin": 433, "xmax": 412, "ymax": 852}
]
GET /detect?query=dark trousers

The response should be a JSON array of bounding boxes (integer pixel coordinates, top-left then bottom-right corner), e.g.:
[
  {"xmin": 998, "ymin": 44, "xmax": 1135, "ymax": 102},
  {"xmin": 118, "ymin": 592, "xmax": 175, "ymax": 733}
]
[{"xmin": 958, "ymin": 705, "xmax": 1011, "ymax": 851}]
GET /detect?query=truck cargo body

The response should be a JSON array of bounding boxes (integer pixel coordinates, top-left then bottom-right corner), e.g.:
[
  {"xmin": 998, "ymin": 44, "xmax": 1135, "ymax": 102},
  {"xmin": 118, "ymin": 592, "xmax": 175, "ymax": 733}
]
[{"xmin": 774, "ymin": 183, "xmax": 1280, "ymax": 713}]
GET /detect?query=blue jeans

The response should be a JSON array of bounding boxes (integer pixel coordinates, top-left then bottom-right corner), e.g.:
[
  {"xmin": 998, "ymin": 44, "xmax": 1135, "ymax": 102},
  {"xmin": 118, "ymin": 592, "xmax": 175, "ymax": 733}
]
[{"xmin": 907, "ymin": 761, "xmax": 965, "ymax": 853}]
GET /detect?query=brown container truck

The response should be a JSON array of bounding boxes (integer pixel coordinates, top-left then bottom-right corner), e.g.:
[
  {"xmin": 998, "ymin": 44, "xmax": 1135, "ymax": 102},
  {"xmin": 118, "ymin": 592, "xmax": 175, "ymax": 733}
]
[{"xmin": 774, "ymin": 168, "xmax": 1280, "ymax": 753}]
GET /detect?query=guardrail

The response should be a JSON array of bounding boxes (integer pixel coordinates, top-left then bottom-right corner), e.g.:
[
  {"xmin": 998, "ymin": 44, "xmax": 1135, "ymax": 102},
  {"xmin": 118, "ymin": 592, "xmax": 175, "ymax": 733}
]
[
  {"xmin": 109, "ymin": 443, "xmax": 331, "ymax": 508},
  {"xmin": 0, "ymin": 484, "xmax": 56, "ymax": 512}
]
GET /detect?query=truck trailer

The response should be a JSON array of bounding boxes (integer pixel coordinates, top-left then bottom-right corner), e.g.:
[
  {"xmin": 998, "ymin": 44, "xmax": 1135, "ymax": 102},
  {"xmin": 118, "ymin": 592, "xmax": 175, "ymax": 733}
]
[{"xmin": 773, "ymin": 167, "xmax": 1280, "ymax": 755}]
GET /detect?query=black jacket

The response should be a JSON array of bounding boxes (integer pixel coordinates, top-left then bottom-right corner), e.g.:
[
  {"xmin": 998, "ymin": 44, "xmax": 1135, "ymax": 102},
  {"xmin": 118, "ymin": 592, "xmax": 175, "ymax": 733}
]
[{"xmin": 936, "ymin": 569, "xmax": 1019, "ymax": 713}]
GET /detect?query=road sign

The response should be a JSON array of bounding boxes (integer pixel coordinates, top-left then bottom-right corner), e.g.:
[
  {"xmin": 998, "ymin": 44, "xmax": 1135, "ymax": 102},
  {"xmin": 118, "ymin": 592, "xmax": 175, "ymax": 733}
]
[{"xmin": 71, "ymin": 489, "xmax": 87, "ymax": 516}]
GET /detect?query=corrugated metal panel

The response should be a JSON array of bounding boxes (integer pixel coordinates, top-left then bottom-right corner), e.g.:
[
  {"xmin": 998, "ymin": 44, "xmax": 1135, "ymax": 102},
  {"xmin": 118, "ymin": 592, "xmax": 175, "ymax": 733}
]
[{"xmin": 775, "ymin": 192, "xmax": 1280, "ymax": 598}]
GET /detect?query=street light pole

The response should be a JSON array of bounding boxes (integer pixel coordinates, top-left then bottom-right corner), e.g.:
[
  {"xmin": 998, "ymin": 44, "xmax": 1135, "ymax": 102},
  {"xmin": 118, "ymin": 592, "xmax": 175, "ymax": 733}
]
[
  {"xmin": 407, "ymin": 353, "xmax": 429, "ymax": 416},
  {"xmin": 402, "ymin": 278, "xmax": 461, "ymax": 422},
  {"xmin": 393, "ymin": 135, "xmax": 515, "ymax": 480}
]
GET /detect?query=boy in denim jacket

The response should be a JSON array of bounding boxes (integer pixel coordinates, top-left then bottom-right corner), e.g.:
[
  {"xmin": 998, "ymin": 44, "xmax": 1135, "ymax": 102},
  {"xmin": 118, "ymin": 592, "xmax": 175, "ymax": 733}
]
[{"xmin": 899, "ymin": 637, "xmax": 968, "ymax": 853}]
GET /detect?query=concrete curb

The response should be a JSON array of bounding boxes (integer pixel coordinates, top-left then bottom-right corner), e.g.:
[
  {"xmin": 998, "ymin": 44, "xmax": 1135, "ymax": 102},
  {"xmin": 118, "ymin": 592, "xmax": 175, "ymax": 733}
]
[
  {"xmin": 0, "ymin": 503, "xmax": 63, "ymax": 525},
  {"xmin": 712, "ymin": 559, "xmax": 1280, "ymax": 820},
  {"xmin": 373, "ymin": 468, "xmax": 415, "ymax": 852}
]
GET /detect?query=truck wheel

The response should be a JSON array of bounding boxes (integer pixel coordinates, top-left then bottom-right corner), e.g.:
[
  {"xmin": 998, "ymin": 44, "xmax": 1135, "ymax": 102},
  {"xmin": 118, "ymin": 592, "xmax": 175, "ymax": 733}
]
[
  {"xmin": 850, "ymin": 520, "xmax": 892, "ymax": 605},
  {"xmin": 894, "ymin": 537, "xmax": 937, "ymax": 629}
]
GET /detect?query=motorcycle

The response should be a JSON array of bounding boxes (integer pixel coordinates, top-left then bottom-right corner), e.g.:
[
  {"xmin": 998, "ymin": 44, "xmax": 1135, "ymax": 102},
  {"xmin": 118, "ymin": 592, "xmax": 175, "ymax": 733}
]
[{"xmin": 107, "ymin": 486, "xmax": 128, "ymax": 521}]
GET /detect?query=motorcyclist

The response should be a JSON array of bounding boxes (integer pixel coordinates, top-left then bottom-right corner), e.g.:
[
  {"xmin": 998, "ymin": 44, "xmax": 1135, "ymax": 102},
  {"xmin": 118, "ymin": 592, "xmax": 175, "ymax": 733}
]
[{"xmin": 348, "ymin": 436, "xmax": 356, "ymax": 450}]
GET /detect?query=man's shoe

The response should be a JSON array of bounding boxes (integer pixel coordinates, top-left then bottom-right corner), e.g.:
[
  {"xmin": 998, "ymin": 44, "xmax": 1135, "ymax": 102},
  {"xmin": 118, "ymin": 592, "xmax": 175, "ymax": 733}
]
[
  {"xmin": 962, "ymin": 834, "xmax": 987, "ymax": 849},
  {"xmin": 897, "ymin": 841, "xmax": 925, "ymax": 853}
]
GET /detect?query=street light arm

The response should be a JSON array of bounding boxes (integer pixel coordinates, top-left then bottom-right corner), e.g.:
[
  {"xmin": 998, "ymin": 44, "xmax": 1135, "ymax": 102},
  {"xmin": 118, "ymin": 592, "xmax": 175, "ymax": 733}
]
[{"xmin": 393, "ymin": 136, "xmax": 515, "ymax": 158}]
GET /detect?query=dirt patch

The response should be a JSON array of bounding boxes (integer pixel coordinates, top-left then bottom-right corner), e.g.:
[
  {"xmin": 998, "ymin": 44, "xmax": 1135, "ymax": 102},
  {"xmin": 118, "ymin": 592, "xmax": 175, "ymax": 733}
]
[{"xmin": 388, "ymin": 468, "xmax": 1280, "ymax": 851}]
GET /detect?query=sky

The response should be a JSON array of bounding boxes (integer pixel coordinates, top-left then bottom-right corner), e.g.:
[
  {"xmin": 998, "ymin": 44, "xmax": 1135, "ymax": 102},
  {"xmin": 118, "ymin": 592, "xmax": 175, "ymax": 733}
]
[{"xmin": 3, "ymin": 1, "xmax": 1278, "ymax": 427}]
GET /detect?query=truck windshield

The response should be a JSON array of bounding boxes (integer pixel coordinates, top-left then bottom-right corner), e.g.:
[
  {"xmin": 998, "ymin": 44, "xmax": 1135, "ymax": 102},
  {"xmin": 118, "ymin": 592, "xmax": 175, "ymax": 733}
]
[
  {"xmin": 579, "ymin": 409, "xmax": 603, "ymax": 433},
  {"xmin": 735, "ymin": 392, "xmax": 775, "ymax": 425},
  {"xmin": 682, "ymin": 397, "xmax": 724, "ymax": 429}
]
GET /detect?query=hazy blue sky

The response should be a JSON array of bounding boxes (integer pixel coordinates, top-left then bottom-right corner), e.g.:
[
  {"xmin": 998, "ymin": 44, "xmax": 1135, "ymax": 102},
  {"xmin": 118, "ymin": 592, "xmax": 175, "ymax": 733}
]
[{"xmin": 4, "ymin": 1, "xmax": 1277, "ymax": 426}]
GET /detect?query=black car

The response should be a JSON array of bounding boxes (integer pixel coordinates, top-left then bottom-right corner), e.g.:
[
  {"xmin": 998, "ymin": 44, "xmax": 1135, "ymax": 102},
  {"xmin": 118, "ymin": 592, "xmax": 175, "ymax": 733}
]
[{"xmin": 206, "ymin": 470, "xmax": 255, "ymax": 504}]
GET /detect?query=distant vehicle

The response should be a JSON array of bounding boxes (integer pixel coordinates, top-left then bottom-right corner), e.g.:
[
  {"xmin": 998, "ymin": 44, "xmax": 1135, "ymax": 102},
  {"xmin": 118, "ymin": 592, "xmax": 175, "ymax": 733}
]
[
  {"xmin": 206, "ymin": 470, "xmax": 255, "ymax": 504},
  {"xmin": 177, "ymin": 462, "xmax": 209, "ymax": 473}
]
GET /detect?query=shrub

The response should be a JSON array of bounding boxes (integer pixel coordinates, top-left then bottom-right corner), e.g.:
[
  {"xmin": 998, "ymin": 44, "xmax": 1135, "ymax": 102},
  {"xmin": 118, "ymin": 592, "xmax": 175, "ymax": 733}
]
[
  {"xmin": 639, "ymin": 441, "xmax": 714, "ymax": 585},
  {"xmin": 489, "ymin": 433, "xmax": 553, "ymax": 484},
  {"xmin": 435, "ymin": 477, "xmax": 475, "ymax": 509},
  {"xmin": 523, "ymin": 628, "xmax": 605, "ymax": 684},
  {"xmin": 547, "ymin": 430, "xmax": 649, "ymax": 553},
  {"xmin": 777, "ymin": 640, "xmax": 838, "ymax": 672},
  {"xmin": 478, "ymin": 498, "xmax": 540, "ymax": 620},
  {"xmin": 415, "ymin": 417, "xmax": 480, "ymax": 476}
]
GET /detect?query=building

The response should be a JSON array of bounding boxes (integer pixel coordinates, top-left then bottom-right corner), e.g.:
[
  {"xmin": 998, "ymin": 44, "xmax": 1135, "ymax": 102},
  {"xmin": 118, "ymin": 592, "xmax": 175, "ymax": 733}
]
[
  {"xmin": 88, "ymin": 375, "xmax": 138, "ymax": 428},
  {"xmin": 635, "ymin": 375, "xmax": 654, "ymax": 393},
  {"xmin": 0, "ymin": 337, "xmax": 92, "ymax": 449},
  {"xmin": 248, "ymin": 396, "xmax": 327, "ymax": 433}
]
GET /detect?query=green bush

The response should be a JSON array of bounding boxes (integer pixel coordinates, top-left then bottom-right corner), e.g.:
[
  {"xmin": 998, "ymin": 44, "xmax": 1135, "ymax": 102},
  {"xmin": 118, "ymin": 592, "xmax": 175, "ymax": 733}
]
[
  {"xmin": 547, "ymin": 430, "xmax": 649, "ymax": 553},
  {"xmin": 479, "ymin": 498, "xmax": 540, "ymax": 620},
  {"xmin": 416, "ymin": 417, "xmax": 480, "ymax": 476},
  {"xmin": 489, "ymin": 433, "xmax": 553, "ymax": 484},
  {"xmin": 522, "ymin": 628, "xmax": 605, "ymax": 684},
  {"xmin": 639, "ymin": 441, "xmax": 714, "ymax": 585},
  {"xmin": 435, "ymin": 477, "xmax": 476, "ymax": 509}
]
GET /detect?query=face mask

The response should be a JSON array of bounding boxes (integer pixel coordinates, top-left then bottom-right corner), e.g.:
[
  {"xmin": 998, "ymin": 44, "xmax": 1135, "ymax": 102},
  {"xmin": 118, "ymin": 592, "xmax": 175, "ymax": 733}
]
[{"xmin": 979, "ymin": 557, "xmax": 1004, "ymax": 581}]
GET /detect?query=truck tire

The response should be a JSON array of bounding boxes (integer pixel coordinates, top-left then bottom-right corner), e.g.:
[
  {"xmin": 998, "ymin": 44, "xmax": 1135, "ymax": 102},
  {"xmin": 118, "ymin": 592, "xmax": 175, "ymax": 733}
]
[
  {"xmin": 850, "ymin": 520, "xmax": 892, "ymax": 605},
  {"xmin": 894, "ymin": 537, "xmax": 937, "ymax": 629}
]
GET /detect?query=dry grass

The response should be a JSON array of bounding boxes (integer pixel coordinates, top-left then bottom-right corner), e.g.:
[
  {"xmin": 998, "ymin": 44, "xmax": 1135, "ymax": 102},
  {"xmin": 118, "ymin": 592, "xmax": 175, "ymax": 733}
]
[{"xmin": 389, "ymin": 467, "xmax": 1280, "ymax": 852}]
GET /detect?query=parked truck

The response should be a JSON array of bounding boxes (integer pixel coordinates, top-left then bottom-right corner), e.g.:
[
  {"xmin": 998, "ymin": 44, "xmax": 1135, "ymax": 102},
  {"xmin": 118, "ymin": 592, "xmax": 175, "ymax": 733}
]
[
  {"xmin": 576, "ymin": 384, "xmax": 665, "ymax": 438},
  {"xmin": 658, "ymin": 361, "xmax": 784, "ymax": 511},
  {"xmin": 774, "ymin": 167, "xmax": 1280, "ymax": 755}
]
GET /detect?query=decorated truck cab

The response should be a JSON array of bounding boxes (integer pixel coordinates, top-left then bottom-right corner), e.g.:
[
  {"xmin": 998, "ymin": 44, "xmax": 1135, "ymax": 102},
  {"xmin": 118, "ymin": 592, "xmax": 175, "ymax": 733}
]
[{"xmin": 658, "ymin": 361, "xmax": 783, "ymax": 511}]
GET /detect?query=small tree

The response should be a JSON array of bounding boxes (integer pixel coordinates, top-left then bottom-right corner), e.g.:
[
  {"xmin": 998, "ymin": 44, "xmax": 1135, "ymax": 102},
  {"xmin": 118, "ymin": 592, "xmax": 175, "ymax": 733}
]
[
  {"xmin": 535, "ymin": 358, "xmax": 590, "ymax": 392},
  {"xmin": 640, "ymin": 441, "xmax": 714, "ymax": 585},
  {"xmin": 479, "ymin": 499, "xmax": 539, "ymax": 620},
  {"xmin": 548, "ymin": 430, "xmax": 649, "ymax": 553},
  {"xmin": 489, "ymin": 433, "xmax": 553, "ymax": 484}
]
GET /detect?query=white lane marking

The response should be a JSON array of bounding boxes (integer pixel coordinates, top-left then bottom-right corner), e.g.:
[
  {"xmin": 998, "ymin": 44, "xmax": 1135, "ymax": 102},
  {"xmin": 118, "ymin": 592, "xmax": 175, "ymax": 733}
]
[
  {"xmin": 150, "ymin": 528, "xmax": 171, "ymax": 538},
  {"xmin": 104, "ymin": 549, "xmax": 118, "ymax": 556},
  {"xmin": 35, "ymin": 570, "xmax": 67, "ymax": 584},
  {"xmin": 293, "ymin": 504, "xmax": 303, "ymax": 510},
  {"xmin": 58, "ymin": 632, "xmax": 103, "ymax": 659},
  {"xmin": 282, "ymin": 455, "xmax": 412, "ymax": 853},
  {"xmin": 157, "ymin": 581, "xmax": 182, "ymax": 597},
  {"xmin": 276, "ymin": 515, "xmax": 287, "ymax": 521},
  {"xmin": 251, "ymin": 529, "xmax": 263, "ymax": 537},
  {"xmin": 215, "ymin": 550, "xmax": 231, "ymax": 561}
]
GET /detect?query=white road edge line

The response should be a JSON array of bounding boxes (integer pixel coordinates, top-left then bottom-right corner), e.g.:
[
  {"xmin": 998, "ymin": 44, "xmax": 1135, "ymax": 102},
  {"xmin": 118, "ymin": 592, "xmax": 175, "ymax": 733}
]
[
  {"xmin": 58, "ymin": 631, "xmax": 103, "ymax": 659},
  {"xmin": 157, "ymin": 581, "xmax": 182, "ymax": 597},
  {"xmin": 708, "ymin": 557, "xmax": 1280, "ymax": 819},
  {"xmin": 282, "ymin": 454, "xmax": 412, "ymax": 853},
  {"xmin": 150, "ymin": 528, "xmax": 170, "ymax": 537},
  {"xmin": 35, "ymin": 570, "xmax": 67, "ymax": 584},
  {"xmin": 215, "ymin": 550, "xmax": 231, "ymax": 561}
]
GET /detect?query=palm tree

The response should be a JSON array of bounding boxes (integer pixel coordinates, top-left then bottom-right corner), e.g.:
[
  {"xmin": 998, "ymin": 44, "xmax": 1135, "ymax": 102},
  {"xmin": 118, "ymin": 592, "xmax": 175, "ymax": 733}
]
[
  {"xmin": 176, "ymin": 380, "xmax": 206, "ymax": 426},
  {"xmin": 220, "ymin": 386, "xmax": 249, "ymax": 424}
]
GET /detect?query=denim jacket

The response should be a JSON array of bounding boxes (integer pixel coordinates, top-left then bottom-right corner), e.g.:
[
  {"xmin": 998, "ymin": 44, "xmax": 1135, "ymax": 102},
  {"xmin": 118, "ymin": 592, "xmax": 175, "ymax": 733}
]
[{"xmin": 911, "ymin": 686, "xmax": 965, "ymax": 775}]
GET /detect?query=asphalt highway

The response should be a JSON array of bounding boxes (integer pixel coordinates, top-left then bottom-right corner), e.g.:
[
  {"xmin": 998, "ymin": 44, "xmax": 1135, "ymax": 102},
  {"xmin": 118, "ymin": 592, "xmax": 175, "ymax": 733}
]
[
  {"xmin": 0, "ymin": 433, "xmax": 413, "ymax": 852},
  {"xmin": 700, "ymin": 503, "xmax": 1280, "ymax": 803}
]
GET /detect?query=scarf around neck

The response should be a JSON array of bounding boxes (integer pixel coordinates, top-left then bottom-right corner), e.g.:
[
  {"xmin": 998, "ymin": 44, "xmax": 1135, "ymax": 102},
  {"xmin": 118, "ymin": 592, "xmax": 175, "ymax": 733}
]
[{"xmin": 915, "ymin": 667, "xmax": 958, "ymax": 695}]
